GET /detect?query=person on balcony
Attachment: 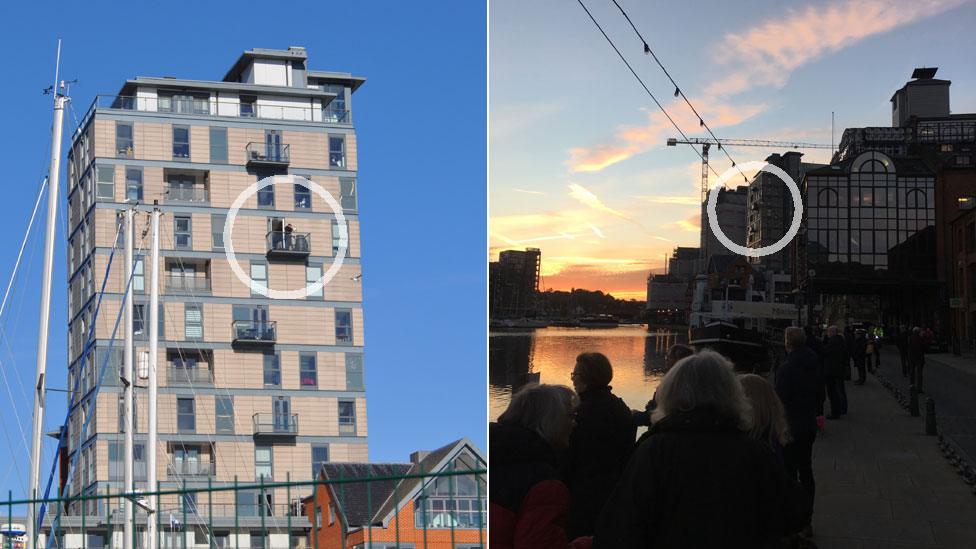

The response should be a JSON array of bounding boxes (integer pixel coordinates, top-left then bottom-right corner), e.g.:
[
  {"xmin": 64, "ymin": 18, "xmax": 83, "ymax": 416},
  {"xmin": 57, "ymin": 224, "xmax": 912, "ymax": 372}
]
[{"xmin": 284, "ymin": 223, "xmax": 295, "ymax": 251}]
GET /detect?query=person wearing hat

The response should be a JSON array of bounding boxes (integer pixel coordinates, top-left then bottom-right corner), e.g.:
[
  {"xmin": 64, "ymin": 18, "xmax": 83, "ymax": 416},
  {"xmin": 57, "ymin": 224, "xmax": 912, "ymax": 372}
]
[{"xmin": 565, "ymin": 352, "xmax": 636, "ymax": 539}]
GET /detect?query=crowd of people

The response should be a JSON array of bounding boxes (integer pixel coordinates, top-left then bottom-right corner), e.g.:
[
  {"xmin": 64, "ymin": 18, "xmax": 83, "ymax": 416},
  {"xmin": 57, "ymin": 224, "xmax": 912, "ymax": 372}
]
[{"xmin": 489, "ymin": 322, "xmax": 928, "ymax": 548}]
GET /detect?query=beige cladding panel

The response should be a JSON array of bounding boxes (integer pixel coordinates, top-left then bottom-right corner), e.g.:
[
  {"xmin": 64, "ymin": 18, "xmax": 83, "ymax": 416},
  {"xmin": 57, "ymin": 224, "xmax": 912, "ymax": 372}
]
[
  {"xmin": 353, "ymin": 308, "xmax": 365, "ymax": 346},
  {"xmin": 142, "ymin": 166, "xmax": 165, "ymax": 202},
  {"xmin": 329, "ymin": 442, "xmax": 368, "ymax": 463},
  {"xmin": 292, "ymin": 396, "xmax": 338, "ymax": 436},
  {"xmin": 346, "ymin": 134, "xmax": 358, "ymax": 172},
  {"xmin": 270, "ymin": 305, "xmax": 330, "ymax": 345},
  {"xmin": 355, "ymin": 397, "xmax": 368, "ymax": 437},
  {"xmin": 212, "ymin": 349, "xmax": 266, "ymax": 388},
  {"xmin": 208, "ymin": 259, "xmax": 251, "ymax": 298},
  {"xmin": 93, "ymin": 119, "xmax": 114, "ymax": 158},
  {"xmin": 134, "ymin": 122, "xmax": 169, "ymax": 161},
  {"xmin": 283, "ymin": 131, "xmax": 328, "ymax": 170},
  {"xmin": 214, "ymin": 441, "xmax": 254, "ymax": 482},
  {"xmin": 190, "ymin": 125, "xmax": 210, "ymax": 164}
]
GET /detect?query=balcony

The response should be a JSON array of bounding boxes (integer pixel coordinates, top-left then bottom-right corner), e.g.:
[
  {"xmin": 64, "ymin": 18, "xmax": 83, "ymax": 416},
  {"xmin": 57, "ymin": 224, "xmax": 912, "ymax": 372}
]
[
  {"xmin": 232, "ymin": 320, "xmax": 277, "ymax": 346},
  {"xmin": 246, "ymin": 142, "xmax": 291, "ymax": 167},
  {"xmin": 266, "ymin": 231, "xmax": 310, "ymax": 260},
  {"xmin": 167, "ymin": 460, "xmax": 215, "ymax": 479},
  {"xmin": 165, "ymin": 276, "xmax": 212, "ymax": 295},
  {"xmin": 165, "ymin": 185, "xmax": 209, "ymax": 204},
  {"xmin": 166, "ymin": 367, "xmax": 214, "ymax": 386},
  {"xmin": 323, "ymin": 108, "xmax": 351, "ymax": 124},
  {"xmin": 252, "ymin": 413, "xmax": 298, "ymax": 437},
  {"xmin": 84, "ymin": 95, "xmax": 352, "ymax": 126}
]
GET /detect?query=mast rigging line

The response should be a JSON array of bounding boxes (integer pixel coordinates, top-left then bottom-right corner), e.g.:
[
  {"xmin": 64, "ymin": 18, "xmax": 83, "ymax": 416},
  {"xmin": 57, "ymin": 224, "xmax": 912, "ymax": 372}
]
[
  {"xmin": 574, "ymin": 0, "xmax": 721, "ymax": 179},
  {"xmin": 608, "ymin": 0, "xmax": 749, "ymax": 183}
]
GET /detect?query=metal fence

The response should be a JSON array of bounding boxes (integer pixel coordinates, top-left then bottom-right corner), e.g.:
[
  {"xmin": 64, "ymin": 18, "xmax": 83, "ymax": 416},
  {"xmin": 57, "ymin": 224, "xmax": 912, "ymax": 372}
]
[{"xmin": 2, "ymin": 468, "xmax": 486, "ymax": 549}]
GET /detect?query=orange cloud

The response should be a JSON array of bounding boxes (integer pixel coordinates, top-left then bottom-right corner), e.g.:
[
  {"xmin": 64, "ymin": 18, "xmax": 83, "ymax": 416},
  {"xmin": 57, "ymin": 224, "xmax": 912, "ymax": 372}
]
[{"xmin": 672, "ymin": 212, "xmax": 702, "ymax": 233}]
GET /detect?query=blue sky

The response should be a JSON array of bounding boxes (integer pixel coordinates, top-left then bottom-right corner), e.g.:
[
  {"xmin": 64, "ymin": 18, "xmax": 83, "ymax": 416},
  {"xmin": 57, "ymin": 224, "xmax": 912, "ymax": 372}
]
[
  {"xmin": 490, "ymin": 0, "xmax": 976, "ymax": 298},
  {"xmin": 0, "ymin": 1, "xmax": 486, "ymax": 498}
]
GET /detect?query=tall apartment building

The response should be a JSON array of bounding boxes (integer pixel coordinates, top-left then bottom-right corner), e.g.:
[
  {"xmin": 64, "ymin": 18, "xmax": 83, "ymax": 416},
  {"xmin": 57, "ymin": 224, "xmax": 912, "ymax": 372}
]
[
  {"xmin": 489, "ymin": 248, "xmax": 541, "ymax": 318},
  {"xmin": 62, "ymin": 47, "xmax": 366, "ymax": 546},
  {"xmin": 699, "ymin": 185, "xmax": 748, "ymax": 267}
]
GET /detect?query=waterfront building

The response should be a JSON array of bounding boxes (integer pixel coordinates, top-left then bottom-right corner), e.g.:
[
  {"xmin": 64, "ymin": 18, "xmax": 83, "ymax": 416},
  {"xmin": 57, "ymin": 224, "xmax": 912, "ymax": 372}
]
[
  {"xmin": 61, "ymin": 47, "xmax": 366, "ymax": 546},
  {"xmin": 645, "ymin": 274, "xmax": 690, "ymax": 324},
  {"xmin": 746, "ymin": 152, "xmax": 825, "ymax": 274},
  {"xmin": 489, "ymin": 248, "xmax": 541, "ymax": 318},
  {"xmin": 666, "ymin": 246, "xmax": 701, "ymax": 280},
  {"xmin": 823, "ymin": 68, "xmax": 976, "ymax": 334},
  {"xmin": 302, "ymin": 439, "xmax": 486, "ymax": 548},
  {"xmin": 949, "ymin": 205, "xmax": 976, "ymax": 348},
  {"xmin": 700, "ymin": 186, "xmax": 748, "ymax": 267}
]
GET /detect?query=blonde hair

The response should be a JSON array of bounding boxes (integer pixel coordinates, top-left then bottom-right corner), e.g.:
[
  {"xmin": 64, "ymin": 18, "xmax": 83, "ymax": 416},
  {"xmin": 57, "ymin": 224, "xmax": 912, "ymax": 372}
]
[
  {"xmin": 651, "ymin": 350, "xmax": 751, "ymax": 431},
  {"xmin": 498, "ymin": 383, "xmax": 578, "ymax": 447},
  {"xmin": 739, "ymin": 374, "xmax": 791, "ymax": 445}
]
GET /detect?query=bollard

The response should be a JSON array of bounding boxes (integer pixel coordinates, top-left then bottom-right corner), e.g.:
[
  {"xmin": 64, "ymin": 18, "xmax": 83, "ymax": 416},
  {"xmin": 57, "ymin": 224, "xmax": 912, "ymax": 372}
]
[
  {"xmin": 909, "ymin": 384, "xmax": 920, "ymax": 417},
  {"xmin": 925, "ymin": 397, "xmax": 937, "ymax": 436}
]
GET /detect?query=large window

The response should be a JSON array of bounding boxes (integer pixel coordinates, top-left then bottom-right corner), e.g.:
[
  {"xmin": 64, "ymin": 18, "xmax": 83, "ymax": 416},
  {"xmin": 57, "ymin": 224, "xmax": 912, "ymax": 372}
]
[
  {"xmin": 413, "ymin": 453, "xmax": 487, "ymax": 530},
  {"xmin": 177, "ymin": 397, "xmax": 195, "ymax": 433},
  {"xmin": 118, "ymin": 394, "xmax": 138, "ymax": 433},
  {"xmin": 175, "ymin": 216, "xmax": 192, "ymax": 249},
  {"xmin": 311, "ymin": 445, "xmax": 329, "ymax": 478},
  {"xmin": 338, "ymin": 400, "xmax": 356, "ymax": 434},
  {"xmin": 185, "ymin": 303, "xmax": 203, "ymax": 339},
  {"xmin": 332, "ymin": 221, "xmax": 345, "ymax": 255},
  {"xmin": 215, "ymin": 396, "xmax": 234, "ymax": 434},
  {"xmin": 250, "ymin": 262, "xmax": 268, "ymax": 297},
  {"xmin": 346, "ymin": 354, "xmax": 364, "ymax": 391},
  {"xmin": 116, "ymin": 123, "xmax": 133, "ymax": 158},
  {"xmin": 125, "ymin": 168, "xmax": 143, "ymax": 201},
  {"xmin": 210, "ymin": 127, "xmax": 228, "ymax": 164},
  {"xmin": 323, "ymin": 85, "xmax": 347, "ymax": 122},
  {"xmin": 212, "ymin": 214, "xmax": 226, "ymax": 249},
  {"xmin": 173, "ymin": 126, "xmax": 190, "ymax": 159},
  {"xmin": 340, "ymin": 178, "xmax": 357, "ymax": 210},
  {"xmin": 257, "ymin": 177, "xmax": 275, "ymax": 208},
  {"xmin": 306, "ymin": 264, "xmax": 323, "ymax": 299},
  {"xmin": 108, "ymin": 442, "xmax": 147, "ymax": 481},
  {"xmin": 329, "ymin": 136, "xmax": 345, "ymax": 168},
  {"xmin": 255, "ymin": 445, "xmax": 273, "ymax": 481},
  {"xmin": 335, "ymin": 309, "xmax": 353, "ymax": 345},
  {"xmin": 263, "ymin": 352, "xmax": 281, "ymax": 388},
  {"xmin": 96, "ymin": 166, "xmax": 115, "ymax": 200},
  {"xmin": 299, "ymin": 352, "xmax": 317, "ymax": 388},
  {"xmin": 133, "ymin": 258, "xmax": 145, "ymax": 293}
]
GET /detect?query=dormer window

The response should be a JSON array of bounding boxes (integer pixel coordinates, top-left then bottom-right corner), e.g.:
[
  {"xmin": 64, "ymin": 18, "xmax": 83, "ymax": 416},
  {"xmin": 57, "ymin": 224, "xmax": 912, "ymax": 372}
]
[{"xmin": 240, "ymin": 95, "xmax": 257, "ymax": 118}]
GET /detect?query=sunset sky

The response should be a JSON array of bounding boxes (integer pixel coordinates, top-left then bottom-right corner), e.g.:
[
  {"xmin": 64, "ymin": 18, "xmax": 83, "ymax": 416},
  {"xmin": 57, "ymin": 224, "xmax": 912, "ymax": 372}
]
[{"xmin": 489, "ymin": 0, "xmax": 976, "ymax": 300}]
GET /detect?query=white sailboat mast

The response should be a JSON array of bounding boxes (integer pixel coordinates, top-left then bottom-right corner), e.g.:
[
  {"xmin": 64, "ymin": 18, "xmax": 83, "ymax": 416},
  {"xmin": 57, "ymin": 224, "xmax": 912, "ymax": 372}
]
[
  {"xmin": 146, "ymin": 204, "xmax": 160, "ymax": 549},
  {"xmin": 27, "ymin": 39, "xmax": 68, "ymax": 547}
]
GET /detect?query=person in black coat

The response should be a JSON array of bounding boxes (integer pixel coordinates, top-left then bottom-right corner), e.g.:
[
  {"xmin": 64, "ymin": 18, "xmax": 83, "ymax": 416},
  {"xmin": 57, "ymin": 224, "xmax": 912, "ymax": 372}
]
[
  {"xmin": 594, "ymin": 350, "xmax": 811, "ymax": 548},
  {"xmin": 776, "ymin": 327, "xmax": 822, "ymax": 531},
  {"xmin": 909, "ymin": 326, "xmax": 927, "ymax": 391},
  {"xmin": 896, "ymin": 325, "xmax": 910, "ymax": 377},
  {"xmin": 565, "ymin": 353, "xmax": 637, "ymax": 539},
  {"xmin": 822, "ymin": 325, "xmax": 849, "ymax": 418}
]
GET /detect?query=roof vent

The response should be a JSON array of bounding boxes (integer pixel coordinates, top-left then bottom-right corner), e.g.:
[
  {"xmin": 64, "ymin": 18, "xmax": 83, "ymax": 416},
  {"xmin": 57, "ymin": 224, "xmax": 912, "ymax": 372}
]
[
  {"xmin": 409, "ymin": 451, "xmax": 430, "ymax": 464},
  {"xmin": 911, "ymin": 67, "xmax": 938, "ymax": 80}
]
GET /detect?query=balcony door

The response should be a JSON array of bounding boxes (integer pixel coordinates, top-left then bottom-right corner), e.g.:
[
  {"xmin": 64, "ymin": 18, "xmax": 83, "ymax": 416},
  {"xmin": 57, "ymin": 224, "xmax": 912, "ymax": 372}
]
[
  {"xmin": 273, "ymin": 396, "xmax": 291, "ymax": 432},
  {"xmin": 170, "ymin": 263, "xmax": 195, "ymax": 292},
  {"xmin": 174, "ymin": 446, "xmax": 199, "ymax": 475},
  {"xmin": 266, "ymin": 130, "xmax": 283, "ymax": 162}
]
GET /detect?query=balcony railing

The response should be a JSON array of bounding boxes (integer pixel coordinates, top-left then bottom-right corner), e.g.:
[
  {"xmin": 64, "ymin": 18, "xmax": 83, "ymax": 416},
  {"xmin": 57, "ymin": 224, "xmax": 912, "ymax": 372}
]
[
  {"xmin": 165, "ymin": 185, "xmax": 209, "ymax": 203},
  {"xmin": 232, "ymin": 320, "xmax": 277, "ymax": 345},
  {"xmin": 81, "ymin": 95, "xmax": 354, "ymax": 128},
  {"xmin": 166, "ymin": 367, "xmax": 214, "ymax": 386},
  {"xmin": 246, "ymin": 142, "xmax": 291, "ymax": 166},
  {"xmin": 165, "ymin": 276, "xmax": 212, "ymax": 294},
  {"xmin": 252, "ymin": 413, "xmax": 298, "ymax": 436},
  {"xmin": 266, "ymin": 231, "xmax": 310, "ymax": 259},
  {"xmin": 167, "ymin": 460, "xmax": 215, "ymax": 478}
]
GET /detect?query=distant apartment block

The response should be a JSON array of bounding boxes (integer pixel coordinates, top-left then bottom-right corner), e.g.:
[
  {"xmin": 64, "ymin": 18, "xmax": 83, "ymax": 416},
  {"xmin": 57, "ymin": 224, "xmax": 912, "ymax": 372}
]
[
  {"xmin": 62, "ymin": 47, "xmax": 366, "ymax": 546},
  {"xmin": 489, "ymin": 248, "xmax": 541, "ymax": 318}
]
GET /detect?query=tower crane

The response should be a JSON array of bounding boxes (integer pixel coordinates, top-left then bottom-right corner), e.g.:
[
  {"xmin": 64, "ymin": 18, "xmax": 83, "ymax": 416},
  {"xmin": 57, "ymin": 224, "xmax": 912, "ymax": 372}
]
[{"xmin": 666, "ymin": 137, "xmax": 834, "ymax": 202}]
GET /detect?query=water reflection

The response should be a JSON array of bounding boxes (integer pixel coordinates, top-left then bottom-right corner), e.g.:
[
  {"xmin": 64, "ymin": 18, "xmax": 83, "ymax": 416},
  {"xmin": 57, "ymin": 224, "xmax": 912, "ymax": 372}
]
[{"xmin": 489, "ymin": 326, "xmax": 687, "ymax": 420}]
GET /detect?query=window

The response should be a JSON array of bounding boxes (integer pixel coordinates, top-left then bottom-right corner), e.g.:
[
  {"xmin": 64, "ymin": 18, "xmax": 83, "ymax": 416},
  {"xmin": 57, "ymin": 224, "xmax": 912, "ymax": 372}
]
[
  {"xmin": 255, "ymin": 445, "xmax": 273, "ymax": 480},
  {"xmin": 174, "ymin": 216, "xmax": 192, "ymax": 249},
  {"xmin": 328, "ymin": 503, "xmax": 336, "ymax": 525},
  {"xmin": 346, "ymin": 354, "xmax": 364, "ymax": 391},
  {"xmin": 185, "ymin": 303, "xmax": 203, "ymax": 339},
  {"xmin": 338, "ymin": 400, "xmax": 356, "ymax": 434},
  {"xmin": 263, "ymin": 352, "xmax": 281, "ymax": 388},
  {"xmin": 306, "ymin": 264, "xmax": 323, "ymax": 299},
  {"xmin": 251, "ymin": 262, "xmax": 268, "ymax": 297},
  {"xmin": 300, "ymin": 352, "xmax": 317, "ymax": 388},
  {"xmin": 177, "ymin": 397, "xmax": 195, "ymax": 433},
  {"xmin": 133, "ymin": 258, "xmax": 145, "ymax": 293},
  {"xmin": 116, "ymin": 123, "xmax": 133, "ymax": 158},
  {"xmin": 413, "ymin": 454, "xmax": 487, "ymax": 530},
  {"xmin": 240, "ymin": 95, "xmax": 256, "ymax": 118},
  {"xmin": 133, "ymin": 303, "xmax": 146, "ymax": 336},
  {"xmin": 329, "ymin": 136, "xmax": 345, "ymax": 168},
  {"xmin": 332, "ymin": 221, "xmax": 345, "ymax": 255},
  {"xmin": 117, "ymin": 394, "xmax": 138, "ymax": 433},
  {"xmin": 212, "ymin": 214, "xmax": 226, "ymax": 249},
  {"xmin": 210, "ymin": 127, "xmax": 228, "ymax": 163},
  {"xmin": 258, "ymin": 178, "xmax": 275, "ymax": 207},
  {"xmin": 340, "ymin": 178, "xmax": 357, "ymax": 210},
  {"xmin": 311, "ymin": 445, "xmax": 329, "ymax": 478},
  {"xmin": 173, "ymin": 126, "xmax": 190, "ymax": 159},
  {"xmin": 125, "ymin": 167, "xmax": 143, "ymax": 201},
  {"xmin": 182, "ymin": 492, "xmax": 198, "ymax": 514},
  {"xmin": 323, "ymin": 84, "xmax": 347, "ymax": 122},
  {"xmin": 108, "ymin": 442, "xmax": 147, "ymax": 481},
  {"xmin": 315, "ymin": 507, "xmax": 323, "ymax": 529},
  {"xmin": 335, "ymin": 309, "xmax": 353, "ymax": 345},
  {"xmin": 96, "ymin": 166, "xmax": 115, "ymax": 200},
  {"xmin": 294, "ymin": 184, "xmax": 311, "ymax": 209},
  {"xmin": 215, "ymin": 396, "xmax": 234, "ymax": 434}
]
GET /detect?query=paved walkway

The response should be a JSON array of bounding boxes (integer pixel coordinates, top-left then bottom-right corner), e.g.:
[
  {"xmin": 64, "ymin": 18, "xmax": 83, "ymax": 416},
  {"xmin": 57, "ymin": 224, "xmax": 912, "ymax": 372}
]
[{"xmin": 810, "ymin": 367, "xmax": 976, "ymax": 548}]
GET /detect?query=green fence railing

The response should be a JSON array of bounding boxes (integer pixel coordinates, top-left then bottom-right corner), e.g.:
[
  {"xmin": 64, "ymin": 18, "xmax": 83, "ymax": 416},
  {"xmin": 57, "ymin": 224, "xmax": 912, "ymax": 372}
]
[{"xmin": 2, "ymin": 468, "xmax": 486, "ymax": 549}]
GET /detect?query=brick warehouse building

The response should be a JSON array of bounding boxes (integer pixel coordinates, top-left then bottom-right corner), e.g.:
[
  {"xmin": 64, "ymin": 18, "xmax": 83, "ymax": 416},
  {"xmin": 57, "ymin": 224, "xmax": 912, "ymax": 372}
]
[{"xmin": 60, "ymin": 47, "xmax": 366, "ymax": 547}]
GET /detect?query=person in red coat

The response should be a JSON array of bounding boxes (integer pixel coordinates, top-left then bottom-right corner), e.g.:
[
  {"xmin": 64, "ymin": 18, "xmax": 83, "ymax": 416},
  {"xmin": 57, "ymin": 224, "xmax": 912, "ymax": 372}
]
[{"xmin": 490, "ymin": 383, "xmax": 592, "ymax": 549}]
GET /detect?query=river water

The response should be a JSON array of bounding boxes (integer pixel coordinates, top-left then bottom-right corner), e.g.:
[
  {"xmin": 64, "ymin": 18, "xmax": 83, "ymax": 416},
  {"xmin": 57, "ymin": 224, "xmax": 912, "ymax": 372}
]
[{"xmin": 489, "ymin": 325, "xmax": 687, "ymax": 420}]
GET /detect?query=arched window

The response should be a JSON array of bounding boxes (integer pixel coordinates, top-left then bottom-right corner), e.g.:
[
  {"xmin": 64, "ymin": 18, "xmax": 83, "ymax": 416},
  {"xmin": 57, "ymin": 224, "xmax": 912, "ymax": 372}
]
[
  {"xmin": 906, "ymin": 189, "xmax": 927, "ymax": 209},
  {"xmin": 852, "ymin": 151, "xmax": 895, "ymax": 174},
  {"xmin": 817, "ymin": 188, "xmax": 839, "ymax": 207}
]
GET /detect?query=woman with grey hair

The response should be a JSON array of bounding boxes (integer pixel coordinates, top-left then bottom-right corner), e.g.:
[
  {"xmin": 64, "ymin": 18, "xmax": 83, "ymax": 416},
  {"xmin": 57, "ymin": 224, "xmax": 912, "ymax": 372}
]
[
  {"xmin": 490, "ymin": 384, "xmax": 592, "ymax": 549},
  {"xmin": 594, "ymin": 351, "xmax": 810, "ymax": 548}
]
